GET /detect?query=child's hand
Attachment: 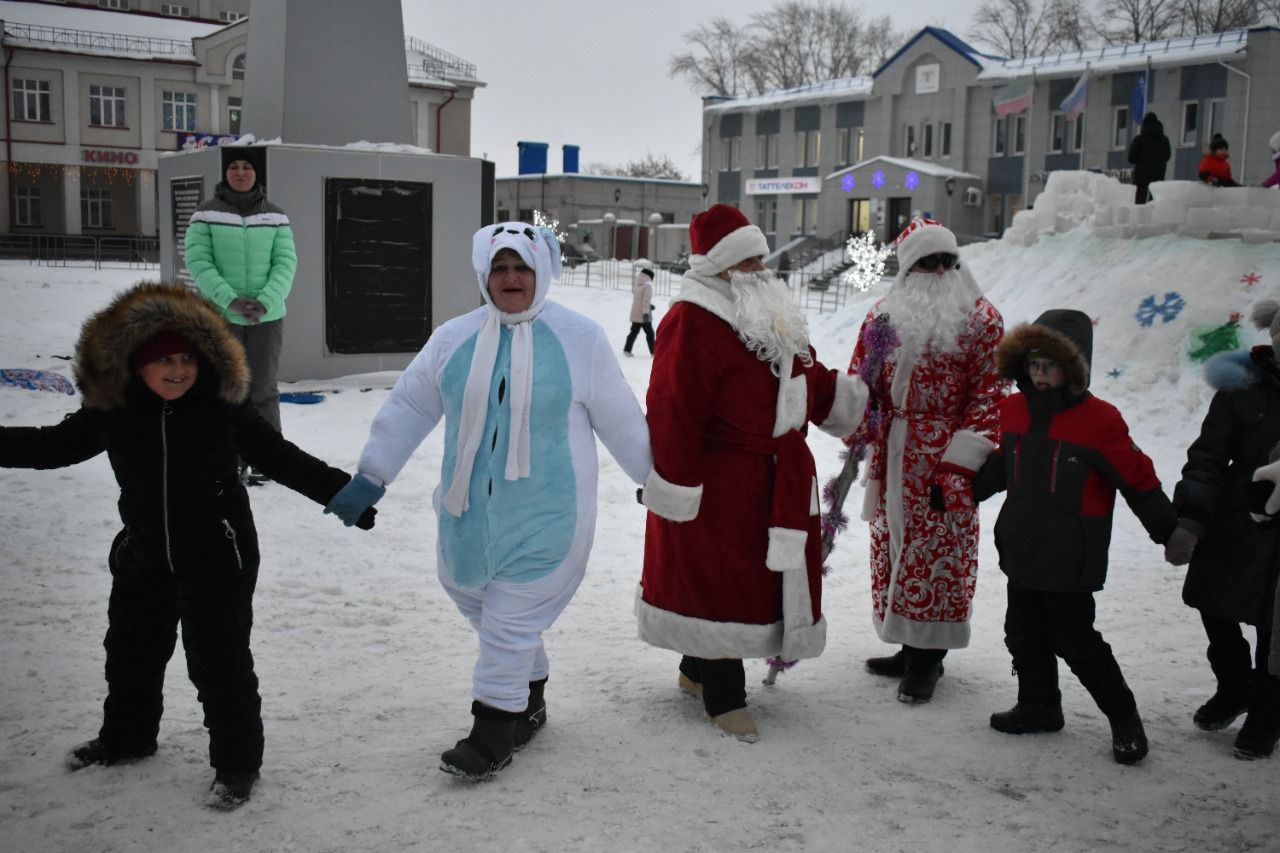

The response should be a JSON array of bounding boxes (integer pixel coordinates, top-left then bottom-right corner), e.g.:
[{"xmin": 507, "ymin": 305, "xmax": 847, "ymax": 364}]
[
  {"xmin": 1249, "ymin": 458, "xmax": 1280, "ymax": 522},
  {"xmin": 356, "ymin": 506, "xmax": 377, "ymax": 531},
  {"xmin": 1163, "ymin": 519, "xmax": 1202, "ymax": 566},
  {"xmin": 325, "ymin": 474, "xmax": 385, "ymax": 527}
]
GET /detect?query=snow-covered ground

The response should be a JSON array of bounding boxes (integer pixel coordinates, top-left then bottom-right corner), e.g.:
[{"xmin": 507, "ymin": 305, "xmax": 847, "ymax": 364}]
[{"xmin": 1, "ymin": 224, "xmax": 1278, "ymax": 851}]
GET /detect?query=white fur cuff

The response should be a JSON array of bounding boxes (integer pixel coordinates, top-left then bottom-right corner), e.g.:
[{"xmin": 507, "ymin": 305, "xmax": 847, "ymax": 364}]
[
  {"xmin": 766, "ymin": 526, "xmax": 808, "ymax": 572},
  {"xmin": 773, "ymin": 372, "xmax": 808, "ymax": 437},
  {"xmin": 816, "ymin": 373, "xmax": 868, "ymax": 438},
  {"xmin": 940, "ymin": 429, "xmax": 998, "ymax": 476},
  {"xmin": 642, "ymin": 468, "xmax": 702, "ymax": 522}
]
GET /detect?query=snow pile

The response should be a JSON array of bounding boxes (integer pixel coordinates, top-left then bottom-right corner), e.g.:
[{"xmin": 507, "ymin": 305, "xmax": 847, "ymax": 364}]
[{"xmin": 1002, "ymin": 171, "xmax": 1280, "ymax": 245}]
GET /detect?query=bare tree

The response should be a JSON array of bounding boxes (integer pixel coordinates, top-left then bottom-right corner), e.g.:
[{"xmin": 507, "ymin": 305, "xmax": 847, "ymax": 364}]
[
  {"xmin": 1094, "ymin": 0, "xmax": 1181, "ymax": 44},
  {"xmin": 1177, "ymin": 0, "xmax": 1261, "ymax": 33},
  {"xmin": 1043, "ymin": 0, "xmax": 1095, "ymax": 51},
  {"xmin": 624, "ymin": 153, "xmax": 690, "ymax": 181},
  {"xmin": 1259, "ymin": 0, "xmax": 1280, "ymax": 24},
  {"xmin": 967, "ymin": 0, "xmax": 1049, "ymax": 57},
  {"xmin": 669, "ymin": 17, "xmax": 757, "ymax": 96},
  {"xmin": 861, "ymin": 15, "xmax": 904, "ymax": 68}
]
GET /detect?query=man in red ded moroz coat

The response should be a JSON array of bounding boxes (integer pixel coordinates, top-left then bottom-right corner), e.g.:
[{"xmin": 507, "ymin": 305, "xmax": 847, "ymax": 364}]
[
  {"xmin": 846, "ymin": 217, "xmax": 1005, "ymax": 705},
  {"xmin": 638, "ymin": 204, "xmax": 869, "ymax": 742}
]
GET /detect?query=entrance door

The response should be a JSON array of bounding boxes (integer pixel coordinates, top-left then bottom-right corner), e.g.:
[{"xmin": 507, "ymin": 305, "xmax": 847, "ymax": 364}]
[
  {"xmin": 848, "ymin": 198, "xmax": 871, "ymax": 236},
  {"xmin": 886, "ymin": 197, "xmax": 913, "ymax": 243}
]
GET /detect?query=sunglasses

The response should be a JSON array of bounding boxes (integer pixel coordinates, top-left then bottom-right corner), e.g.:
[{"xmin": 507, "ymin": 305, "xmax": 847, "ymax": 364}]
[
  {"xmin": 494, "ymin": 225, "xmax": 537, "ymax": 241},
  {"xmin": 914, "ymin": 253, "xmax": 959, "ymax": 271}
]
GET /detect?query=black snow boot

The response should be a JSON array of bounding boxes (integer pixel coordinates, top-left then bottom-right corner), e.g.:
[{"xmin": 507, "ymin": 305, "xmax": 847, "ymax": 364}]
[
  {"xmin": 866, "ymin": 648, "xmax": 906, "ymax": 677},
  {"xmin": 513, "ymin": 678, "xmax": 548, "ymax": 750},
  {"xmin": 440, "ymin": 701, "xmax": 520, "ymax": 782},
  {"xmin": 206, "ymin": 769, "xmax": 259, "ymax": 811},
  {"xmin": 990, "ymin": 701, "xmax": 1065, "ymax": 735},
  {"xmin": 1194, "ymin": 689, "xmax": 1249, "ymax": 731},
  {"xmin": 1233, "ymin": 674, "xmax": 1280, "ymax": 760},
  {"xmin": 897, "ymin": 647, "xmax": 946, "ymax": 704},
  {"xmin": 1108, "ymin": 709, "xmax": 1149, "ymax": 765},
  {"xmin": 66, "ymin": 737, "xmax": 157, "ymax": 771}
]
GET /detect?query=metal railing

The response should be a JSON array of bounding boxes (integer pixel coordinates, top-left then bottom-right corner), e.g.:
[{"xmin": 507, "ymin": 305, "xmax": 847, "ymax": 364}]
[
  {"xmin": 3, "ymin": 22, "xmax": 195, "ymax": 57},
  {"xmin": 404, "ymin": 36, "xmax": 477, "ymax": 80},
  {"xmin": 0, "ymin": 234, "xmax": 159, "ymax": 268}
]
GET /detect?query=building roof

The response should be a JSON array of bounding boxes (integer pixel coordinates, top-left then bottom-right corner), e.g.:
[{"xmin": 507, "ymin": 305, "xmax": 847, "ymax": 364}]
[
  {"xmin": 0, "ymin": 0, "xmax": 226, "ymax": 59},
  {"xmin": 827, "ymin": 156, "xmax": 980, "ymax": 182},
  {"xmin": 976, "ymin": 26, "xmax": 1262, "ymax": 82},
  {"xmin": 873, "ymin": 26, "xmax": 1005, "ymax": 78},
  {"xmin": 702, "ymin": 76, "xmax": 873, "ymax": 113}
]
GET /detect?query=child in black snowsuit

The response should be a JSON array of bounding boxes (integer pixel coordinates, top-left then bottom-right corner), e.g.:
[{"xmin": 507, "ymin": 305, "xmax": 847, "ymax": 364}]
[
  {"xmin": 0, "ymin": 282, "xmax": 374, "ymax": 809},
  {"xmin": 970, "ymin": 309, "xmax": 1178, "ymax": 764},
  {"xmin": 1164, "ymin": 298, "xmax": 1280, "ymax": 760}
]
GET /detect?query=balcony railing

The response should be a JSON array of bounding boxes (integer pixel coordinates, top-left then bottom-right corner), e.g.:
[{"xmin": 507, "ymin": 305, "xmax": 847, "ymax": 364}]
[
  {"xmin": 3, "ymin": 22, "xmax": 195, "ymax": 57},
  {"xmin": 404, "ymin": 35, "xmax": 476, "ymax": 80}
]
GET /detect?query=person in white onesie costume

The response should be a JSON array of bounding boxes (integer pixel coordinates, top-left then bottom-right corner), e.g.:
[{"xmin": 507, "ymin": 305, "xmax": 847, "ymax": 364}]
[{"xmin": 325, "ymin": 222, "xmax": 652, "ymax": 782}]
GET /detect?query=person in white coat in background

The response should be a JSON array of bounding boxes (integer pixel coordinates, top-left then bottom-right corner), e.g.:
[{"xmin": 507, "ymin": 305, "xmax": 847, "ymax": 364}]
[
  {"xmin": 623, "ymin": 259, "xmax": 656, "ymax": 356},
  {"xmin": 325, "ymin": 222, "xmax": 652, "ymax": 782}
]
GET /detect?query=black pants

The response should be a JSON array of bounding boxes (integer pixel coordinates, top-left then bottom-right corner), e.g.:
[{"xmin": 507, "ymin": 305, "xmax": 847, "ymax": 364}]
[
  {"xmin": 1201, "ymin": 612, "xmax": 1273, "ymax": 687},
  {"xmin": 624, "ymin": 321, "xmax": 655, "ymax": 354},
  {"xmin": 1134, "ymin": 182, "xmax": 1152, "ymax": 205},
  {"xmin": 101, "ymin": 529, "xmax": 264, "ymax": 772},
  {"xmin": 679, "ymin": 655, "xmax": 746, "ymax": 717},
  {"xmin": 1004, "ymin": 587, "xmax": 1136, "ymax": 718}
]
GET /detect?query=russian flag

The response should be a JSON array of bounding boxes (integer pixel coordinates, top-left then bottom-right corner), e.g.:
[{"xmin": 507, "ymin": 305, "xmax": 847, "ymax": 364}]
[
  {"xmin": 1060, "ymin": 74, "xmax": 1088, "ymax": 122},
  {"xmin": 993, "ymin": 79, "xmax": 1032, "ymax": 117}
]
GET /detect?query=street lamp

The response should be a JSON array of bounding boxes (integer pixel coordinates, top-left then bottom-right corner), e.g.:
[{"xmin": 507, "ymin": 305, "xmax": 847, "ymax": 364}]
[
  {"xmin": 648, "ymin": 211, "xmax": 663, "ymax": 264},
  {"xmin": 603, "ymin": 211, "xmax": 616, "ymax": 261}
]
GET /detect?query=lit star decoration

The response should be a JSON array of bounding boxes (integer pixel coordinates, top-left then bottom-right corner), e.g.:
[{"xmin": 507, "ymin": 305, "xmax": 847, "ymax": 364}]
[
  {"xmin": 1135, "ymin": 292, "xmax": 1185, "ymax": 327},
  {"xmin": 532, "ymin": 210, "xmax": 568, "ymax": 261},
  {"xmin": 1242, "ymin": 272, "xmax": 1261, "ymax": 287},
  {"xmin": 841, "ymin": 231, "xmax": 892, "ymax": 292},
  {"xmin": 872, "ymin": 170, "xmax": 886, "ymax": 189},
  {"xmin": 841, "ymin": 174, "xmax": 856, "ymax": 192},
  {"xmin": 904, "ymin": 171, "xmax": 920, "ymax": 190}
]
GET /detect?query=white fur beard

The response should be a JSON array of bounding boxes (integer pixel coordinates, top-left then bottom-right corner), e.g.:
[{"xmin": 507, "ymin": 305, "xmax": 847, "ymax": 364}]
[
  {"xmin": 878, "ymin": 270, "xmax": 982, "ymax": 355},
  {"xmin": 729, "ymin": 270, "xmax": 813, "ymax": 373}
]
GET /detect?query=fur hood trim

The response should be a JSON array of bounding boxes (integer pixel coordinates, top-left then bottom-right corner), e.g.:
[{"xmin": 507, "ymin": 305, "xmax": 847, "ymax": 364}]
[
  {"xmin": 74, "ymin": 282, "xmax": 250, "ymax": 410},
  {"xmin": 995, "ymin": 322, "xmax": 1089, "ymax": 395}
]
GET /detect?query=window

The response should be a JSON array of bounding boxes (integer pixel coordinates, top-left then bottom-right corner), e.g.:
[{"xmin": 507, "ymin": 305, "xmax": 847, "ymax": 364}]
[
  {"xmin": 159, "ymin": 3, "xmax": 189, "ymax": 15},
  {"xmin": 1049, "ymin": 112, "xmax": 1066, "ymax": 153},
  {"xmin": 1180, "ymin": 101, "xmax": 1198, "ymax": 146},
  {"xmin": 232, "ymin": 54, "xmax": 246, "ymax": 81},
  {"xmin": 1070, "ymin": 115, "xmax": 1085, "ymax": 152},
  {"xmin": 98, "ymin": 0, "xmax": 129, "ymax": 8},
  {"xmin": 12, "ymin": 79, "xmax": 50, "ymax": 122},
  {"xmin": 1013, "ymin": 115, "xmax": 1026, "ymax": 154},
  {"xmin": 720, "ymin": 136, "xmax": 741, "ymax": 171},
  {"xmin": 923, "ymin": 123, "xmax": 934, "ymax": 158},
  {"xmin": 228, "ymin": 96, "xmax": 242, "ymax": 135},
  {"xmin": 1112, "ymin": 106, "xmax": 1129, "ymax": 149},
  {"xmin": 755, "ymin": 133, "xmax": 778, "ymax": 169},
  {"xmin": 219, "ymin": 10, "xmax": 247, "ymax": 21},
  {"xmin": 904, "ymin": 124, "xmax": 916, "ymax": 157},
  {"xmin": 795, "ymin": 130, "xmax": 819, "ymax": 167},
  {"xmin": 81, "ymin": 188, "xmax": 113, "ymax": 229},
  {"xmin": 793, "ymin": 198, "xmax": 817, "ymax": 235},
  {"xmin": 986, "ymin": 193, "xmax": 1004, "ymax": 235},
  {"xmin": 992, "ymin": 116, "xmax": 1007, "ymax": 155},
  {"xmin": 1207, "ymin": 98, "xmax": 1225, "ymax": 139},
  {"xmin": 89, "ymin": 85, "xmax": 126, "ymax": 127},
  {"xmin": 755, "ymin": 197, "xmax": 777, "ymax": 234},
  {"xmin": 941, "ymin": 122, "xmax": 952, "ymax": 157},
  {"xmin": 836, "ymin": 128, "xmax": 850, "ymax": 165},
  {"xmin": 162, "ymin": 91, "xmax": 197, "ymax": 132},
  {"xmin": 14, "ymin": 187, "xmax": 41, "ymax": 227}
]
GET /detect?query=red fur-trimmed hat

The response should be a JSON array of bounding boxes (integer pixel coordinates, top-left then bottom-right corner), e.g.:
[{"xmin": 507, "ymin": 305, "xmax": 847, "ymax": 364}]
[
  {"xmin": 893, "ymin": 216, "xmax": 959, "ymax": 273},
  {"xmin": 688, "ymin": 204, "xmax": 769, "ymax": 276}
]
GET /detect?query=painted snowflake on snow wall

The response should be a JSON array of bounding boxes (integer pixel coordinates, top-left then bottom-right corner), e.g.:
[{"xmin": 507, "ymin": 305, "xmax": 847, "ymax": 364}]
[{"xmin": 1135, "ymin": 292, "xmax": 1185, "ymax": 327}]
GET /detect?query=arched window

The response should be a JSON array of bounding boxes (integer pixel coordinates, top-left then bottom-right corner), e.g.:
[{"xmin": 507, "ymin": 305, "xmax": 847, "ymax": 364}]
[{"xmin": 232, "ymin": 54, "xmax": 246, "ymax": 81}]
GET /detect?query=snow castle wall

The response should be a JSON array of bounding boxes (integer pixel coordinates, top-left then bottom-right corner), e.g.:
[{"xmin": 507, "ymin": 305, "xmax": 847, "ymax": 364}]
[{"xmin": 1001, "ymin": 172, "xmax": 1280, "ymax": 247}]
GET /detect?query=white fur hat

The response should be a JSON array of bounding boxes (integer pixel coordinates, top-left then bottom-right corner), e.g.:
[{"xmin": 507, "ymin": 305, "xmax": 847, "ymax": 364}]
[
  {"xmin": 893, "ymin": 216, "xmax": 960, "ymax": 273},
  {"xmin": 1269, "ymin": 129, "xmax": 1280, "ymax": 154},
  {"xmin": 471, "ymin": 222, "xmax": 562, "ymax": 312}
]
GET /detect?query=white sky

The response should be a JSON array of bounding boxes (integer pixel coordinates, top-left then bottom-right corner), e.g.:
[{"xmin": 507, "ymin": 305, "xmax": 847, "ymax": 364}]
[{"xmin": 402, "ymin": 0, "xmax": 986, "ymax": 180}]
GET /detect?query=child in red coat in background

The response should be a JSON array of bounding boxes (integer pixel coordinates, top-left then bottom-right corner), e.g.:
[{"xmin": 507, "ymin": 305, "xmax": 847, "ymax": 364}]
[{"xmin": 1199, "ymin": 134, "xmax": 1239, "ymax": 187}]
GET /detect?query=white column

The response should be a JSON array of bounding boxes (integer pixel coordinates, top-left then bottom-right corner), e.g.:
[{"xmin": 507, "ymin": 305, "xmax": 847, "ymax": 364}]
[
  {"xmin": 63, "ymin": 67, "xmax": 81, "ymax": 234},
  {"xmin": 137, "ymin": 169, "xmax": 156, "ymax": 236},
  {"xmin": 209, "ymin": 83, "xmax": 221, "ymax": 134},
  {"xmin": 63, "ymin": 165, "xmax": 82, "ymax": 235}
]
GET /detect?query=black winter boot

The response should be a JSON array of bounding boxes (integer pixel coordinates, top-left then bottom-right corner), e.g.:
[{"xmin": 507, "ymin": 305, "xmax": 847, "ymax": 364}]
[
  {"xmin": 990, "ymin": 701, "xmax": 1065, "ymax": 734},
  {"xmin": 1194, "ymin": 689, "xmax": 1249, "ymax": 731},
  {"xmin": 1233, "ymin": 674, "xmax": 1280, "ymax": 760},
  {"xmin": 866, "ymin": 648, "xmax": 930, "ymax": 678},
  {"xmin": 440, "ymin": 701, "xmax": 520, "ymax": 782},
  {"xmin": 513, "ymin": 678, "xmax": 547, "ymax": 750},
  {"xmin": 66, "ymin": 737, "xmax": 157, "ymax": 771},
  {"xmin": 1108, "ymin": 709, "xmax": 1149, "ymax": 764},
  {"xmin": 206, "ymin": 769, "xmax": 259, "ymax": 811},
  {"xmin": 897, "ymin": 647, "xmax": 946, "ymax": 704}
]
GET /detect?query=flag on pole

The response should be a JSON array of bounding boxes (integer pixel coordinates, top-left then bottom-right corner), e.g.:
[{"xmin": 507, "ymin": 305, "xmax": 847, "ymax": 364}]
[
  {"xmin": 1129, "ymin": 75, "xmax": 1146, "ymax": 122},
  {"xmin": 1060, "ymin": 73, "xmax": 1088, "ymax": 122},
  {"xmin": 992, "ymin": 78, "xmax": 1032, "ymax": 117}
]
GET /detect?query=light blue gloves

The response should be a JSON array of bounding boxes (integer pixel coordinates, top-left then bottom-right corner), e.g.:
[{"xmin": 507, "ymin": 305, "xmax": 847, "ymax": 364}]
[{"xmin": 325, "ymin": 473, "xmax": 386, "ymax": 527}]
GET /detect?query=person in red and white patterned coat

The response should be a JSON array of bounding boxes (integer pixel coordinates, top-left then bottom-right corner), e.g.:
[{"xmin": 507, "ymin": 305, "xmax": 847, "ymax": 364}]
[
  {"xmin": 638, "ymin": 204, "xmax": 869, "ymax": 742},
  {"xmin": 845, "ymin": 217, "xmax": 1006, "ymax": 704}
]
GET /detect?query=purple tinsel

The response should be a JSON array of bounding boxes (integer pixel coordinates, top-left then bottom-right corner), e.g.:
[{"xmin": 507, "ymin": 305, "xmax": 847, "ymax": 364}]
[{"xmin": 765, "ymin": 657, "xmax": 798, "ymax": 672}]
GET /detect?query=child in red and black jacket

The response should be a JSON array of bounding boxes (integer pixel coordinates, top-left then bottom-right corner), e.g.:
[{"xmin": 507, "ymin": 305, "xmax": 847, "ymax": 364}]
[{"xmin": 970, "ymin": 309, "xmax": 1178, "ymax": 764}]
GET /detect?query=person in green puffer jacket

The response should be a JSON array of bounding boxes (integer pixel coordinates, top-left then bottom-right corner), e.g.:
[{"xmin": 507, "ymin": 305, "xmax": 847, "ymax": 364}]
[{"xmin": 184, "ymin": 147, "xmax": 296, "ymax": 485}]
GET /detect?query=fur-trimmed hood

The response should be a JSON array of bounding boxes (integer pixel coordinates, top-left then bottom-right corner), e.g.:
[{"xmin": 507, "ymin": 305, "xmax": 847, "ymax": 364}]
[
  {"xmin": 74, "ymin": 282, "xmax": 250, "ymax": 410},
  {"xmin": 995, "ymin": 308, "xmax": 1092, "ymax": 396}
]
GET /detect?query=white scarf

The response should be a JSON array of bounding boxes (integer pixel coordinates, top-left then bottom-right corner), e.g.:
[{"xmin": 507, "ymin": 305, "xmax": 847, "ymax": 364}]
[{"xmin": 442, "ymin": 223, "xmax": 559, "ymax": 516}]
